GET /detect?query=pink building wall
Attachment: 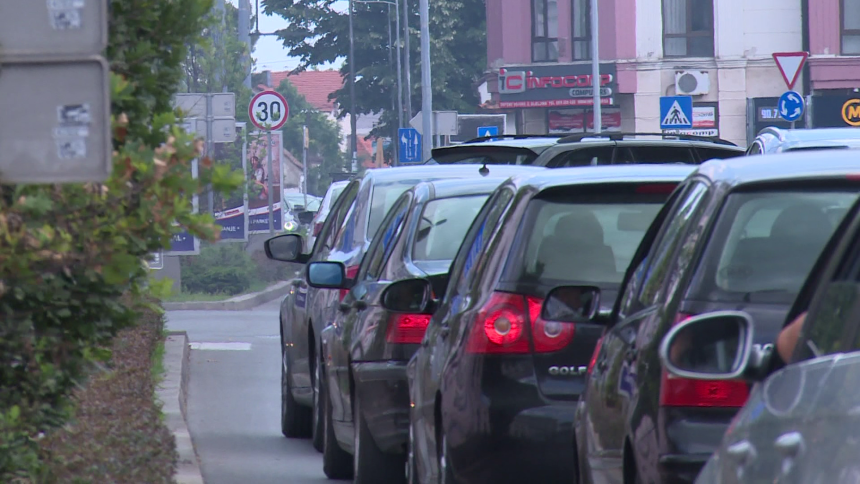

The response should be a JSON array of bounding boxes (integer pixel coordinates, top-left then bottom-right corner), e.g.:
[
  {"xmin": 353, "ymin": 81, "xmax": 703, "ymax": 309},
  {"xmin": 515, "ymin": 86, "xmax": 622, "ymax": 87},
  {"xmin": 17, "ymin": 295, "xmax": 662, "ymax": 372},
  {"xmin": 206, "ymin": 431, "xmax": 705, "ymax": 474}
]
[{"xmin": 808, "ymin": 0, "xmax": 860, "ymax": 90}]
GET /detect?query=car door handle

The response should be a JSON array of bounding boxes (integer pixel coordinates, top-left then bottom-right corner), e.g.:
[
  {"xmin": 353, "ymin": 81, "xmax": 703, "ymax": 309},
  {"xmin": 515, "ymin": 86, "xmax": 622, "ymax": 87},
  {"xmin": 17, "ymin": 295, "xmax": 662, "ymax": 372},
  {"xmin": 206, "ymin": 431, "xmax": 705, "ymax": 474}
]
[
  {"xmin": 727, "ymin": 440, "xmax": 757, "ymax": 465},
  {"xmin": 353, "ymin": 300, "xmax": 368, "ymax": 311},
  {"xmin": 775, "ymin": 432, "xmax": 805, "ymax": 457}
]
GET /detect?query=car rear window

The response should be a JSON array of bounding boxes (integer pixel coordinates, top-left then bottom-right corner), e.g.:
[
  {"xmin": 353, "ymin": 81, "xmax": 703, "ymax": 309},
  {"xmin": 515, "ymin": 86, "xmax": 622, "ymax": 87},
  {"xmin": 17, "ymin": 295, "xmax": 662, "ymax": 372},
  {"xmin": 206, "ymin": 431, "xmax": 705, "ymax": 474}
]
[
  {"xmin": 430, "ymin": 146, "xmax": 544, "ymax": 165},
  {"xmin": 412, "ymin": 195, "xmax": 489, "ymax": 261},
  {"xmin": 688, "ymin": 190, "xmax": 857, "ymax": 304},
  {"xmin": 501, "ymin": 184, "xmax": 673, "ymax": 286}
]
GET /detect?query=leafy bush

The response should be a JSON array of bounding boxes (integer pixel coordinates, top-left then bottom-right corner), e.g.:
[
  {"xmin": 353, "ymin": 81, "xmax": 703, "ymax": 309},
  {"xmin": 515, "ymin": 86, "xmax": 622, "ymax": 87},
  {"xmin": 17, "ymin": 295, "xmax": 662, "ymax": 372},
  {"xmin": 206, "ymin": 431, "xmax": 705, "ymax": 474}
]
[
  {"xmin": 181, "ymin": 243, "xmax": 255, "ymax": 295},
  {"xmin": 0, "ymin": 0, "xmax": 241, "ymax": 479}
]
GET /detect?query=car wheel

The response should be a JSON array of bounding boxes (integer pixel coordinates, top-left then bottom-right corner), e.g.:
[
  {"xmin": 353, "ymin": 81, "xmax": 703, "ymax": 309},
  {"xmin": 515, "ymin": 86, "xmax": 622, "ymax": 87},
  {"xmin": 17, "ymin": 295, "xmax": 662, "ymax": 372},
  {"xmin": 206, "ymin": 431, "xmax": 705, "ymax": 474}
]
[
  {"xmin": 353, "ymin": 396, "xmax": 406, "ymax": 484},
  {"xmin": 311, "ymin": 354, "xmax": 324, "ymax": 452},
  {"xmin": 322, "ymin": 379, "xmax": 353, "ymax": 479},
  {"xmin": 281, "ymin": 348, "xmax": 312, "ymax": 438}
]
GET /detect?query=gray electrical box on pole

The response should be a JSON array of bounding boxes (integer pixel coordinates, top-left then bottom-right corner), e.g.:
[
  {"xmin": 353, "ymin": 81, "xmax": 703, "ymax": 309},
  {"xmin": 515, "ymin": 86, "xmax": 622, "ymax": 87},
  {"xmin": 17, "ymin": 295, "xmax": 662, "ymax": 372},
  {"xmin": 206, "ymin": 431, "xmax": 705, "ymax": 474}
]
[{"xmin": 0, "ymin": 0, "xmax": 111, "ymax": 184}]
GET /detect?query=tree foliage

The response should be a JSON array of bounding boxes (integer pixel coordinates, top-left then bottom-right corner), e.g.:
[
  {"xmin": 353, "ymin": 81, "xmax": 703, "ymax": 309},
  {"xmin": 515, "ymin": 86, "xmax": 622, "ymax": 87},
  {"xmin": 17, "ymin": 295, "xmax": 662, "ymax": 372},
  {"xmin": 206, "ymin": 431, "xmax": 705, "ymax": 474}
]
[
  {"xmin": 0, "ymin": 0, "xmax": 242, "ymax": 479},
  {"xmin": 262, "ymin": 0, "xmax": 487, "ymax": 138}
]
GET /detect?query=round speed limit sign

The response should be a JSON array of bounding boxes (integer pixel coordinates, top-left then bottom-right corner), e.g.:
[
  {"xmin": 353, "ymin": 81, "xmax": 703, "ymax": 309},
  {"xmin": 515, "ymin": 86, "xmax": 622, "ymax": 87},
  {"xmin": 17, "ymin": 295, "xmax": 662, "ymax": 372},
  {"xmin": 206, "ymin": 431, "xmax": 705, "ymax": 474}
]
[{"xmin": 249, "ymin": 90, "xmax": 289, "ymax": 130}]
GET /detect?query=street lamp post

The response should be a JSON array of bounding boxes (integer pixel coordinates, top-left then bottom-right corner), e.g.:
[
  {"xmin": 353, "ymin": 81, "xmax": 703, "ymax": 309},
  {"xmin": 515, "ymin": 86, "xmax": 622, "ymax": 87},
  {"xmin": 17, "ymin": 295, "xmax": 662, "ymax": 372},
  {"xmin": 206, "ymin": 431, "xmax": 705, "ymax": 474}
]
[
  {"xmin": 403, "ymin": 0, "xmax": 412, "ymax": 120},
  {"xmin": 349, "ymin": 0, "xmax": 358, "ymax": 172},
  {"xmin": 419, "ymin": 0, "xmax": 432, "ymax": 162},
  {"xmin": 590, "ymin": 0, "xmax": 601, "ymax": 134}
]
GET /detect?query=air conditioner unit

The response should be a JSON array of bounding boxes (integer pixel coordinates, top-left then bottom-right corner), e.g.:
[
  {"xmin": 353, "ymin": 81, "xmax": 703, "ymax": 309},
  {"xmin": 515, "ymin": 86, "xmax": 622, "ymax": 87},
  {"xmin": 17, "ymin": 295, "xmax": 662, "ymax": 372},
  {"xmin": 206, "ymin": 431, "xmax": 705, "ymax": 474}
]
[{"xmin": 675, "ymin": 70, "xmax": 710, "ymax": 96}]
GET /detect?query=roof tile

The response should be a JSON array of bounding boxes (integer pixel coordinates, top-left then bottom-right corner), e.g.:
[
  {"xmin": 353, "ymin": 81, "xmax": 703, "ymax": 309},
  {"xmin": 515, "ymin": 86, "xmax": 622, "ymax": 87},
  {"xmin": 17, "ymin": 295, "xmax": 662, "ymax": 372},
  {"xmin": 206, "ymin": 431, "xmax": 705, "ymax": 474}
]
[{"xmin": 269, "ymin": 70, "xmax": 345, "ymax": 112}]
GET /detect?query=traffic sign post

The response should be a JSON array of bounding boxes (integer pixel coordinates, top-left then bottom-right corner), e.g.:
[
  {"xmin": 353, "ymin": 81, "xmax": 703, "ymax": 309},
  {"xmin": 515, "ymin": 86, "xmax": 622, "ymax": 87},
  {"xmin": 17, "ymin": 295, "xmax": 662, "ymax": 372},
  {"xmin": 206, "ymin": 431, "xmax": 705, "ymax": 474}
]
[
  {"xmin": 477, "ymin": 126, "xmax": 499, "ymax": 138},
  {"xmin": 773, "ymin": 52, "xmax": 809, "ymax": 91},
  {"xmin": 660, "ymin": 96, "xmax": 694, "ymax": 130},
  {"xmin": 778, "ymin": 91, "xmax": 805, "ymax": 126},
  {"xmin": 399, "ymin": 128, "xmax": 423, "ymax": 164},
  {"xmin": 249, "ymin": 91, "xmax": 290, "ymax": 234}
]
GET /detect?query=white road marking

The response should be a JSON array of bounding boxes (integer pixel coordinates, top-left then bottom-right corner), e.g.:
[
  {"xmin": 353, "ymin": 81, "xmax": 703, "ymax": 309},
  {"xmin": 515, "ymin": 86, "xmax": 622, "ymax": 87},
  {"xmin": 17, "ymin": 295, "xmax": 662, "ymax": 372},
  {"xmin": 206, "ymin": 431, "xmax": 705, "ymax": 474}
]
[{"xmin": 189, "ymin": 342, "xmax": 252, "ymax": 351}]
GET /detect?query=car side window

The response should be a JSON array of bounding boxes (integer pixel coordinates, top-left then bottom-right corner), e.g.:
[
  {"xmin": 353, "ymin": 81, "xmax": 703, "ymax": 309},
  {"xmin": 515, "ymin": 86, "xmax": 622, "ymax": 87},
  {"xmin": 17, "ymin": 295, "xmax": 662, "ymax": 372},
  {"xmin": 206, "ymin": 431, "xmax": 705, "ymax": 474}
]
[
  {"xmin": 793, "ymin": 221, "xmax": 860, "ymax": 360},
  {"xmin": 317, "ymin": 180, "xmax": 359, "ymax": 254},
  {"xmin": 697, "ymin": 147, "xmax": 742, "ymax": 161},
  {"xmin": 546, "ymin": 146, "xmax": 615, "ymax": 168},
  {"xmin": 444, "ymin": 188, "xmax": 514, "ymax": 302},
  {"xmin": 746, "ymin": 141, "xmax": 763, "ymax": 156},
  {"xmin": 360, "ymin": 194, "xmax": 411, "ymax": 281},
  {"xmin": 627, "ymin": 146, "xmax": 695, "ymax": 164},
  {"xmin": 636, "ymin": 181, "xmax": 709, "ymax": 308}
]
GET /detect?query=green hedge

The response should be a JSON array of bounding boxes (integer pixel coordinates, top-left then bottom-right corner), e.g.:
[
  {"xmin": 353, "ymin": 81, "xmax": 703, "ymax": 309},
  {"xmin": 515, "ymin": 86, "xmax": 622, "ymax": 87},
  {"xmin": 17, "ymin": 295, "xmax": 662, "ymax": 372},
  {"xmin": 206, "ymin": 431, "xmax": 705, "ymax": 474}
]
[{"xmin": 181, "ymin": 243, "xmax": 255, "ymax": 295}]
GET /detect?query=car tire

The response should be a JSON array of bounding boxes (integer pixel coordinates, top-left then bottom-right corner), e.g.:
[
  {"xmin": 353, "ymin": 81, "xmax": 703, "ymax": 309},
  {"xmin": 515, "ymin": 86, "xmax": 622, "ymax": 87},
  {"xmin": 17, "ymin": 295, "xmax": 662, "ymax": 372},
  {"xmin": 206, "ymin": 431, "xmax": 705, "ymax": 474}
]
[
  {"xmin": 322, "ymin": 380, "xmax": 353, "ymax": 479},
  {"xmin": 353, "ymin": 396, "xmax": 406, "ymax": 484},
  {"xmin": 281, "ymin": 347, "xmax": 312, "ymax": 438},
  {"xmin": 311, "ymin": 354, "xmax": 324, "ymax": 452}
]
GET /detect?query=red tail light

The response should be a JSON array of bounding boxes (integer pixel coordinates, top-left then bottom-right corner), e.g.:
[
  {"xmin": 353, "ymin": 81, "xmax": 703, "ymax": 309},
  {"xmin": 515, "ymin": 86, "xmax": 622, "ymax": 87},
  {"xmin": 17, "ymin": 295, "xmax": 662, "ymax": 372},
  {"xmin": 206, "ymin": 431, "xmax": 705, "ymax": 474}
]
[
  {"xmin": 636, "ymin": 183, "xmax": 678, "ymax": 194},
  {"xmin": 658, "ymin": 311, "xmax": 749, "ymax": 408},
  {"xmin": 466, "ymin": 292, "xmax": 575, "ymax": 355},
  {"xmin": 338, "ymin": 265, "xmax": 360, "ymax": 301},
  {"xmin": 587, "ymin": 336, "xmax": 604, "ymax": 375},
  {"xmin": 313, "ymin": 222, "xmax": 323, "ymax": 236},
  {"xmin": 386, "ymin": 314, "xmax": 432, "ymax": 344}
]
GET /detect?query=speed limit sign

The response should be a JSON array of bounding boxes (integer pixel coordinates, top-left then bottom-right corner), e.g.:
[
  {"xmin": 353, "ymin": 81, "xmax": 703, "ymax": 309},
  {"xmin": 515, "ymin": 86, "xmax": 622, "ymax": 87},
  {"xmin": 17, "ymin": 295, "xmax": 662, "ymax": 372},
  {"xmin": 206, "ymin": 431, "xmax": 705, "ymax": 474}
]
[{"xmin": 249, "ymin": 90, "xmax": 289, "ymax": 131}]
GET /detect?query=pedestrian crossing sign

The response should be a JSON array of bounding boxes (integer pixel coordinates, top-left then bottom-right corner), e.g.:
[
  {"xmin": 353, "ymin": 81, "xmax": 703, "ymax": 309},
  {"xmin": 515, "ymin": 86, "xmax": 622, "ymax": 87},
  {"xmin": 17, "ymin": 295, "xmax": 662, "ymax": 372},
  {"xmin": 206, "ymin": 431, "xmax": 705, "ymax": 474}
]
[{"xmin": 660, "ymin": 96, "xmax": 694, "ymax": 129}]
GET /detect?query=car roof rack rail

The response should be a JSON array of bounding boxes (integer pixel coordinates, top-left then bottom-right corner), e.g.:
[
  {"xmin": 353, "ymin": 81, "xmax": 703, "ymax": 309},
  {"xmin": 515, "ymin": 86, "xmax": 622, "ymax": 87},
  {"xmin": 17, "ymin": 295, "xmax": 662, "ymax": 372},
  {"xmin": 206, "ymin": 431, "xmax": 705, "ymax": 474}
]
[
  {"xmin": 463, "ymin": 134, "xmax": 568, "ymax": 144},
  {"xmin": 557, "ymin": 132, "xmax": 738, "ymax": 146}
]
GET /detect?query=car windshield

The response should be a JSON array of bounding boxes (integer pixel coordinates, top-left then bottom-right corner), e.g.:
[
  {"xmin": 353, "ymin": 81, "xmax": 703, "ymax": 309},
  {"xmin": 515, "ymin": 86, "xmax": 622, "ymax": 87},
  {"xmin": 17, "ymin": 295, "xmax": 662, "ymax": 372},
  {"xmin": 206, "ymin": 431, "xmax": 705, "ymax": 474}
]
[
  {"xmin": 502, "ymin": 186, "xmax": 670, "ymax": 286},
  {"xmin": 689, "ymin": 190, "xmax": 857, "ymax": 303},
  {"xmin": 412, "ymin": 194, "xmax": 489, "ymax": 261}
]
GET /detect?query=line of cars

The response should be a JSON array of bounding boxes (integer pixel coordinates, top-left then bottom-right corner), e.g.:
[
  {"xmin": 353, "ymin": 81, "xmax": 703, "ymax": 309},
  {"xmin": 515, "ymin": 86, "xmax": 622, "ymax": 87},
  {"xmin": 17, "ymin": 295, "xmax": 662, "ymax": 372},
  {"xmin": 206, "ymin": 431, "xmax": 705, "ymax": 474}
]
[{"xmin": 265, "ymin": 127, "xmax": 860, "ymax": 484}]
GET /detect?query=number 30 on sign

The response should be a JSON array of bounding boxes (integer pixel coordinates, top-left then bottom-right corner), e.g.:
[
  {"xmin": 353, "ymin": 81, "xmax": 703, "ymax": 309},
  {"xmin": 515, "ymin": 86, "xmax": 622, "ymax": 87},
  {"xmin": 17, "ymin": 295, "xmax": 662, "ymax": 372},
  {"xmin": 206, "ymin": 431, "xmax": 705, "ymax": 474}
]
[{"xmin": 249, "ymin": 90, "xmax": 289, "ymax": 131}]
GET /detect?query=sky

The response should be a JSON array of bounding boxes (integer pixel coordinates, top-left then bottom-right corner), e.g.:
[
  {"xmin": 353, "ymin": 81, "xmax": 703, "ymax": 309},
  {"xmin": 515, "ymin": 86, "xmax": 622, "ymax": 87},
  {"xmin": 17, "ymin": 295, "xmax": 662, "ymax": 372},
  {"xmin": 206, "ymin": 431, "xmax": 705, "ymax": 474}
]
[{"xmin": 226, "ymin": 0, "xmax": 348, "ymax": 73}]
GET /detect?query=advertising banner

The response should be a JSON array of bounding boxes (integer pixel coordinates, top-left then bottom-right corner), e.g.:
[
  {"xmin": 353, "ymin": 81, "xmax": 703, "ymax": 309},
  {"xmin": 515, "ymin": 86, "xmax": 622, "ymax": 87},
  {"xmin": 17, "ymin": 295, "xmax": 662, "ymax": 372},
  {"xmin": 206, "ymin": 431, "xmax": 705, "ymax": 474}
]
[
  {"xmin": 498, "ymin": 63, "xmax": 617, "ymax": 109},
  {"xmin": 810, "ymin": 95, "xmax": 860, "ymax": 128},
  {"xmin": 663, "ymin": 102, "xmax": 721, "ymax": 137},
  {"xmin": 248, "ymin": 130, "xmax": 283, "ymax": 234},
  {"xmin": 213, "ymin": 123, "xmax": 249, "ymax": 241},
  {"xmin": 548, "ymin": 108, "xmax": 622, "ymax": 133}
]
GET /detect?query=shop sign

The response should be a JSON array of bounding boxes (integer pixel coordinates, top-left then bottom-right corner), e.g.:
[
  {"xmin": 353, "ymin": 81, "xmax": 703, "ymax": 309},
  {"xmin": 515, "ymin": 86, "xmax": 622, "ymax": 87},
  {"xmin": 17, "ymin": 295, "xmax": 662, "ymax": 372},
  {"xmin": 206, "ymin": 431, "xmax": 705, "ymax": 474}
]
[
  {"xmin": 810, "ymin": 95, "xmax": 860, "ymax": 128},
  {"xmin": 663, "ymin": 103, "xmax": 719, "ymax": 137},
  {"xmin": 548, "ymin": 108, "xmax": 622, "ymax": 133},
  {"xmin": 498, "ymin": 63, "xmax": 617, "ymax": 109}
]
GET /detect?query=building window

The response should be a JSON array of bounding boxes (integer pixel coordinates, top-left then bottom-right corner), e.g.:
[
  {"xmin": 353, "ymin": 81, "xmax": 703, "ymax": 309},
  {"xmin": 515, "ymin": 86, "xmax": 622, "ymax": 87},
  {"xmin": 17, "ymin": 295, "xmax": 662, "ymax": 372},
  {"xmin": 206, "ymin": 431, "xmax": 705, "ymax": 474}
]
[
  {"xmin": 662, "ymin": 0, "xmax": 715, "ymax": 57},
  {"xmin": 571, "ymin": 0, "xmax": 591, "ymax": 60},
  {"xmin": 844, "ymin": 0, "xmax": 860, "ymax": 54},
  {"xmin": 533, "ymin": 0, "xmax": 559, "ymax": 62}
]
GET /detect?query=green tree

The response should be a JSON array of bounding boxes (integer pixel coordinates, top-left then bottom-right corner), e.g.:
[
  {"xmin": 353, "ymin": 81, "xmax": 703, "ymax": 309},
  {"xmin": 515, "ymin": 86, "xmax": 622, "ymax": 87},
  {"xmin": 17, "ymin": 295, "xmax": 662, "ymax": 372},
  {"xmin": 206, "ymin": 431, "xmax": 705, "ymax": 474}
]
[{"xmin": 262, "ymin": 0, "xmax": 487, "ymax": 139}]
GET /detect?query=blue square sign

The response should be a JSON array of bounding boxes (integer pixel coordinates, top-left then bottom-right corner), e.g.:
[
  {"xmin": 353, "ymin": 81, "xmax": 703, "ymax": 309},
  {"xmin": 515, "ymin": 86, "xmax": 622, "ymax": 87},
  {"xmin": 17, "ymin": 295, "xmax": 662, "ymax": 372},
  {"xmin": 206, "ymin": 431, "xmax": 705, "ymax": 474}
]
[
  {"xmin": 398, "ymin": 127, "xmax": 422, "ymax": 164},
  {"xmin": 477, "ymin": 126, "xmax": 499, "ymax": 138},
  {"xmin": 660, "ymin": 96, "xmax": 694, "ymax": 129}
]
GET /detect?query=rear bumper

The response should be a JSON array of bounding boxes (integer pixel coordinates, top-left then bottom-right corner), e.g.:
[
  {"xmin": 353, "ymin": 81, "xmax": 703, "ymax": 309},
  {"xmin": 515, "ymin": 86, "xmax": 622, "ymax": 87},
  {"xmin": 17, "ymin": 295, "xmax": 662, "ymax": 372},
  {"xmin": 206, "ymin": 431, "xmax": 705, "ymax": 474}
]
[
  {"xmin": 657, "ymin": 454, "xmax": 711, "ymax": 484},
  {"xmin": 352, "ymin": 360, "xmax": 410, "ymax": 455}
]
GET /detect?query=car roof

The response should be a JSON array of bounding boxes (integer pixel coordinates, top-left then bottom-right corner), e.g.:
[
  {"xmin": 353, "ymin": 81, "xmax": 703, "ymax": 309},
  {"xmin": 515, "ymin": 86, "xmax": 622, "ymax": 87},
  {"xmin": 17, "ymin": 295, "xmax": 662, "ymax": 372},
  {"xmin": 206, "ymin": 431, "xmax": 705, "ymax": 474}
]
[
  {"xmin": 418, "ymin": 176, "xmax": 513, "ymax": 200},
  {"xmin": 757, "ymin": 127, "xmax": 860, "ymax": 150},
  {"xmin": 695, "ymin": 148, "xmax": 860, "ymax": 186},
  {"xmin": 433, "ymin": 137, "xmax": 560, "ymax": 153},
  {"xmin": 510, "ymin": 164, "xmax": 697, "ymax": 192},
  {"xmin": 361, "ymin": 164, "xmax": 546, "ymax": 183}
]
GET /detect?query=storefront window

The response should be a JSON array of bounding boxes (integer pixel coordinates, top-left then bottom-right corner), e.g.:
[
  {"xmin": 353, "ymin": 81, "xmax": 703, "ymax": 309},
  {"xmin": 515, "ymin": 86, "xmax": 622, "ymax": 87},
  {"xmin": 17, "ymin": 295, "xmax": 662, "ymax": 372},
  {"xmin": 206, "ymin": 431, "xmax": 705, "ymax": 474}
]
[
  {"xmin": 532, "ymin": 0, "xmax": 559, "ymax": 62},
  {"xmin": 662, "ymin": 0, "xmax": 715, "ymax": 57},
  {"xmin": 843, "ymin": 0, "xmax": 860, "ymax": 55},
  {"xmin": 571, "ymin": 0, "xmax": 591, "ymax": 61}
]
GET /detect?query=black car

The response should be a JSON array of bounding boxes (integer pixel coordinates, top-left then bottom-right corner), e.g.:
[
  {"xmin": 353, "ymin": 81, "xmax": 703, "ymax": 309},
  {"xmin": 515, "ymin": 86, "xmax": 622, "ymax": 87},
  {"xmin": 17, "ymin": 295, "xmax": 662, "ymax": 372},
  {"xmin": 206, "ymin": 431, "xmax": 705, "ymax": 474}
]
[
  {"xmin": 429, "ymin": 132, "xmax": 744, "ymax": 168},
  {"xmin": 383, "ymin": 164, "xmax": 696, "ymax": 484},
  {"xmin": 307, "ymin": 176, "xmax": 527, "ymax": 482},
  {"xmin": 264, "ymin": 164, "xmax": 547, "ymax": 455},
  {"xmin": 655, "ymin": 153, "xmax": 860, "ymax": 483},
  {"xmin": 574, "ymin": 151, "xmax": 859, "ymax": 484}
]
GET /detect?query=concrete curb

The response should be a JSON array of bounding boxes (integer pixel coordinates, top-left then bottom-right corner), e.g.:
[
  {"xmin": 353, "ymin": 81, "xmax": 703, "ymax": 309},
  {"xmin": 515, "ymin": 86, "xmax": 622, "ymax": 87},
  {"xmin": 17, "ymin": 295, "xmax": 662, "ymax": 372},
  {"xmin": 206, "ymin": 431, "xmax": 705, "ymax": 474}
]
[
  {"xmin": 157, "ymin": 331, "xmax": 204, "ymax": 484},
  {"xmin": 162, "ymin": 280, "xmax": 292, "ymax": 312}
]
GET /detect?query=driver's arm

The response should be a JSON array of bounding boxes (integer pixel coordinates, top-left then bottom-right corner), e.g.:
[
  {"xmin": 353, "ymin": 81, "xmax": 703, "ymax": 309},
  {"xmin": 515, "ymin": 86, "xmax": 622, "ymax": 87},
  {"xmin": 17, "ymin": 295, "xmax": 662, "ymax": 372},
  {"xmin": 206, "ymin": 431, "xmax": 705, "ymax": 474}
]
[{"xmin": 776, "ymin": 312, "xmax": 807, "ymax": 364}]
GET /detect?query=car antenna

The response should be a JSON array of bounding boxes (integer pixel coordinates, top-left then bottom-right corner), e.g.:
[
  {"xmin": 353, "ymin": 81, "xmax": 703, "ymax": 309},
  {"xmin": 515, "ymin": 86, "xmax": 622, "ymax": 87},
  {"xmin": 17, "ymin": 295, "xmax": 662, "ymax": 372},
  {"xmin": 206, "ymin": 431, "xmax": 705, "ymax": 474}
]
[{"xmin": 479, "ymin": 163, "xmax": 490, "ymax": 177}]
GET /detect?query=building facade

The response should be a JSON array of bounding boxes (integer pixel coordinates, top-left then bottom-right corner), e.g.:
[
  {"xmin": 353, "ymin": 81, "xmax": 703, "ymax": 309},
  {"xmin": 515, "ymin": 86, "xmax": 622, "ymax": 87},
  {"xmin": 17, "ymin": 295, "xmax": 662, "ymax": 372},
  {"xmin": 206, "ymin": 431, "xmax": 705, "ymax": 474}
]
[{"xmin": 485, "ymin": 0, "xmax": 860, "ymax": 147}]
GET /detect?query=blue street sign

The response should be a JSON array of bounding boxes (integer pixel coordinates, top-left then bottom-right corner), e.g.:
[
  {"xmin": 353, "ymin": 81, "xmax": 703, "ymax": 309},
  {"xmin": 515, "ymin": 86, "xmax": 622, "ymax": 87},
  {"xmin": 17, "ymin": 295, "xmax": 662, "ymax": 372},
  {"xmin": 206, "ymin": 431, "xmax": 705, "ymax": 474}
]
[
  {"xmin": 660, "ymin": 96, "xmax": 694, "ymax": 129},
  {"xmin": 477, "ymin": 126, "xmax": 499, "ymax": 138},
  {"xmin": 778, "ymin": 91, "xmax": 804, "ymax": 122},
  {"xmin": 399, "ymin": 127, "xmax": 422, "ymax": 164}
]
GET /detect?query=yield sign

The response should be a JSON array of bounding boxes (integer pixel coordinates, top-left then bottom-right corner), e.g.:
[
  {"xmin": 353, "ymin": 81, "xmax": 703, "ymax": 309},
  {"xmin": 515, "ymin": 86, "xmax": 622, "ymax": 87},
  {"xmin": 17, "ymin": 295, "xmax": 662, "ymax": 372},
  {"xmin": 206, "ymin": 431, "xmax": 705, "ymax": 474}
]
[{"xmin": 772, "ymin": 52, "xmax": 809, "ymax": 90}]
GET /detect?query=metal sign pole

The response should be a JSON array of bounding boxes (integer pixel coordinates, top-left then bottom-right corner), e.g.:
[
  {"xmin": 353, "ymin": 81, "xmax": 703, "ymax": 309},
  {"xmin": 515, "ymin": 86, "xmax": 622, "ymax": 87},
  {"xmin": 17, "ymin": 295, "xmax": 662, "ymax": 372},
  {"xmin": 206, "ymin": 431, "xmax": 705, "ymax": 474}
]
[
  {"xmin": 267, "ymin": 130, "xmax": 275, "ymax": 235},
  {"xmin": 206, "ymin": 93, "xmax": 215, "ymax": 214},
  {"xmin": 303, "ymin": 122, "xmax": 309, "ymax": 208},
  {"xmin": 590, "ymin": 0, "xmax": 601, "ymax": 134}
]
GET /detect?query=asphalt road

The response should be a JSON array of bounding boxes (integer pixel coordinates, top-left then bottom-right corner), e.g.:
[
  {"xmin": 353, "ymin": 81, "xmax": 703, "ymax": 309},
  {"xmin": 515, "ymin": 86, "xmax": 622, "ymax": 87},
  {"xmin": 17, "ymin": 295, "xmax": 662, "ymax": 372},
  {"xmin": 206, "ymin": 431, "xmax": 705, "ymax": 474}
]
[{"xmin": 167, "ymin": 299, "xmax": 328, "ymax": 484}]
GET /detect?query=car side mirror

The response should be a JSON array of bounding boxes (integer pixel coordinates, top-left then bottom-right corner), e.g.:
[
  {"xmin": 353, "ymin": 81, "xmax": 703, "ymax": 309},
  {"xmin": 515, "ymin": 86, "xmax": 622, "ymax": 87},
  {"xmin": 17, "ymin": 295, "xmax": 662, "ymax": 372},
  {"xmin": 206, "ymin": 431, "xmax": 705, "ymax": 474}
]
[
  {"xmin": 307, "ymin": 261, "xmax": 348, "ymax": 289},
  {"xmin": 381, "ymin": 278, "xmax": 435, "ymax": 314},
  {"xmin": 659, "ymin": 311, "xmax": 755, "ymax": 381},
  {"xmin": 296, "ymin": 210, "xmax": 316, "ymax": 225},
  {"xmin": 542, "ymin": 285, "xmax": 601, "ymax": 322},
  {"xmin": 264, "ymin": 234, "xmax": 304, "ymax": 262}
]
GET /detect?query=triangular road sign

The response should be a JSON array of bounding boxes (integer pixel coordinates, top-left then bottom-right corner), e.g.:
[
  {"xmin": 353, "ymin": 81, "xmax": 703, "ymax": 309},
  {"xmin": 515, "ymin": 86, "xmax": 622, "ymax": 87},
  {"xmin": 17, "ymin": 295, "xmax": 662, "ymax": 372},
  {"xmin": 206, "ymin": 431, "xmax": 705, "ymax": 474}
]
[
  {"xmin": 661, "ymin": 101, "xmax": 691, "ymax": 127},
  {"xmin": 772, "ymin": 52, "xmax": 808, "ymax": 90}
]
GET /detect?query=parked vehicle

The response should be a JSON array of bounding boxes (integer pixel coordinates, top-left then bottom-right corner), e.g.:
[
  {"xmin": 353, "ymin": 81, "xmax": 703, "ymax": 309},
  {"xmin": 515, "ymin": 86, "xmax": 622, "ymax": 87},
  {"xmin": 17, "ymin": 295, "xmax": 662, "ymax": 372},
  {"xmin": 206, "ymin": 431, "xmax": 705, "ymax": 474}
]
[
  {"xmin": 263, "ymin": 164, "xmax": 547, "ymax": 456},
  {"xmin": 428, "ymin": 132, "xmax": 745, "ymax": 168},
  {"xmin": 308, "ymin": 180, "xmax": 350, "ymax": 249},
  {"xmin": 574, "ymin": 151, "xmax": 859, "ymax": 484},
  {"xmin": 746, "ymin": 126, "xmax": 860, "ymax": 155},
  {"xmin": 309, "ymin": 177, "xmax": 519, "ymax": 482},
  {"xmin": 388, "ymin": 164, "xmax": 695, "ymax": 484},
  {"xmin": 657, "ymin": 151, "xmax": 860, "ymax": 484}
]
